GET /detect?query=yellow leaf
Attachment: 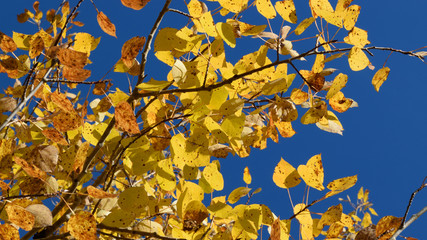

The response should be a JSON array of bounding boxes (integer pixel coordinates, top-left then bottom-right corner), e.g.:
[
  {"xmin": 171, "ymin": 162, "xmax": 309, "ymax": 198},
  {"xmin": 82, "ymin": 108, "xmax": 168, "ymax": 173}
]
[
  {"xmin": 73, "ymin": 33, "xmax": 100, "ymax": 56},
  {"xmin": 344, "ymin": 5, "xmax": 360, "ymax": 30},
  {"xmin": 293, "ymin": 203, "xmax": 313, "ymax": 239},
  {"xmin": 290, "ymin": 88, "xmax": 308, "ymax": 105},
  {"xmin": 316, "ymin": 111, "xmax": 344, "ymax": 135},
  {"xmin": 335, "ymin": 0, "xmax": 354, "ymax": 13},
  {"xmin": 187, "ymin": 0, "xmax": 205, "ymax": 18},
  {"xmin": 218, "ymin": 0, "xmax": 248, "ymax": 13},
  {"xmin": 12, "ymin": 32, "xmax": 31, "ymax": 50},
  {"xmin": 243, "ymin": 166, "xmax": 252, "ymax": 184},
  {"xmin": 203, "ymin": 162, "xmax": 224, "ymax": 191},
  {"xmin": 369, "ymin": 208, "xmax": 378, "ymax": 216},
  {"xmin": 216, "ymin": 22, "xmax": 236, "ymax": 48},
  {"xmin": 329, "ymin": 91, "xmax": 353, "ymax": 113},
  {"xmin": 326, "ymin": 73, "xmax": 348, "ymax": 99},
  {"xmin": 73, "ymin": 142, "xmax": 90, "ymax": 174},
  {"xmin": 262, "ymin": 77, "xmax": 289, "ymax": 95},
  {"xmin": 256, "ymin": 0, "xmax": 277, "ymax": 19},
  {"xmin": 273, "ymin": 158, "xmax": 301, "ymax": 189},
  {"xmin": 137, "ymin": 78, "xmax": 171, "ymax": 91},
  {"xmin": 101, "ymin": 209, "xmax": 136, "ymax": 228},
  {"xmin": 318, "ymin": 35, "xmax": 331, "ymax": 51},
  {"xmin": 118, "ymin": 187, "xmax": 149, "ymax": 214},
  {"xmin": 199, "ymin": 11, "xmax": 218, "ymax": 37},
  {"xmin": 318, "ymin": 204, "xmax": 342, "ymax": 229},
  {"xmin": 357, "ymin": 187, "xmax": 364, "ymax": 200},
  {"xmin": 371, "ymin": 67, "xmax": 390, "ymax": 92},
  {"xmin": 361, "ymin": 212, "xmax": 371, "ymax": 228},
  {"xmin": 301, "ymin": 101, "xmax": 327, "ymax": 125},
  {"xmin": 310, "ymin": 0, "xmax": 334, "ymax": 17},
  {"xmin": 97, "ymin": 11, "xmax": 116, "ymax": 37},
  {"xmin": 348, "ymin": 46, "xmax": 369, "ymax": 71},
  {"xmin": 13, "ymin": 156, "xmax": 46, "ymax": 180},
  {"xmin": 157, "ymin": 158, "xmax": 176, "ymax": 191},
  {"xmin": 171, "ymin": 133, "xmax": 210, "ymax": 167},
  {"xmin": 228, "ymin": 187, "xmax": 251, "ymax": 204},
  {"xmin": 87, "ymin": 186, "xmax": 118, "ymax": 199},
  {"xmin": 344, "ymin": 27, "xmax": 370, "ymax": 47},
  {"xmin": 275, "ymin": 0, "xmax": 297, "ymax": 23},
  {"xmin": 295, "ymin": 17, "xmax": 315, "ymax": 35},
  {"xmin": 184, "ymin": 200, "xmax": 209, "ymax": 227},
  {"xmin": 325, "ymin": 175, "xmax": 357, "ymax": 197},
  {"xmin": 297, "ymin": 154, "xmax": 324, "ymax": 191},
  {"xmin": 68, "ymin": 212, "xmax": 97, "ymax": 240},
  {"xmin": 275, "ymin": 122, "xmax": 296, "ymax": 138}
]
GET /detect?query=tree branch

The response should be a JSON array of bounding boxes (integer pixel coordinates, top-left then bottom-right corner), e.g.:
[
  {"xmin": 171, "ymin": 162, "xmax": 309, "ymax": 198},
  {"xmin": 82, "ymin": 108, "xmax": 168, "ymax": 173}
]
[{"xmin": 97, "ymin": 223, "xmax": 186, "ymax": 240}]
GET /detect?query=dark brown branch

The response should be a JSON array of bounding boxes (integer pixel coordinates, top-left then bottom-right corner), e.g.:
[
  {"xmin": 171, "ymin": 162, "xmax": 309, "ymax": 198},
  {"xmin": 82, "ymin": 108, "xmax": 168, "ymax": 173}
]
[
  {"xmin": 43, "ymin": 78, "xmax": 112, "ymax": 84},
  {"xmin": 98, "ymin": 223, "xmax": 186, "ymax": 240},
  {"xmin": 0, "ymin": 192, "xmax": 60, "ymax": 201}
]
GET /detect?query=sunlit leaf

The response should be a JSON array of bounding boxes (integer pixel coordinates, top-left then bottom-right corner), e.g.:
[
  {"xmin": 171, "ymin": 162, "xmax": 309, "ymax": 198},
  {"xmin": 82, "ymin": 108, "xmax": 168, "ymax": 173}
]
[
  {"xmin": 275, "ymin": 0, "xmax": 297, "ymax": 23},
  {"xmin": 297, "ymin": 154, "xmax": 324, "ymax": 190},
  {"xmin": 256, "ymin": 0, "xmax": 277, "ymax": 19},
  {"xmin": 115, "ymin": 101, "xmax": 140, "ymax": 134},
  {"xmin": 6, "ymin": 204, "xmax": 35, "ymax": 231},
  {"xmin": 273, "ymin": 158, "xmax": 301, "ymax": 188},
  {"xmin": 228, "ymin": 187, "xmax": 251, "ymax": 204},
  {"xmin": 348, "ymin": 46, "xmax": 369, "ymax": 71},
  {"xmin": 372, "ymin": 67, "xmax": 390, "ymax": 92},
  {"xmin": 243, "ymin": 166, "xmax": 252, "ymax": 184},
  {"xmin": 121, "ymin": 0, "xmax": 150, "ymax": 10},
  {"xmin": 318, "ymin": 204, "xmax": 342, "ymax": 229},
  {"xmin": 97, "ymin": 11, "xmax": 117, "ymax": 37}
]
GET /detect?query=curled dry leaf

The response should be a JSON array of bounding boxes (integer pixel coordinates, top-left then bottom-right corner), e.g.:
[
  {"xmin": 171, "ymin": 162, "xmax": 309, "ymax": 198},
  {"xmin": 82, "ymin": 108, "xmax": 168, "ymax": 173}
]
[
  {"xmin": 35, "ymin": 145, "xmax": 59, "ymax": 173},
  {"xmin": 25, "ymin": 204, "xmax": 53, "ymax": 228},
  {"xmin": 0, "ymin": 97, "xmax": 17, "ymax": 112},
  {"xmin": 121, "ymin": 0, "xmax": 151, "ymax": 10},
  {"xmin": 87, "ymin": 186, "xmax": 118, "ymax": 199},
  {"xmin": 121, "ymin": 36, "xmax": 146, "ymax": 68},
  {"xmin": 115, "ymin": 101, "xmax": 140, "ymax": 134},
  {"xmin": 97, "ymin": 11, "xmax": 117, "ymax": 37},
  {"xmin": 5, "ymin": 204, "xmax": 35, "ymax": 231}
]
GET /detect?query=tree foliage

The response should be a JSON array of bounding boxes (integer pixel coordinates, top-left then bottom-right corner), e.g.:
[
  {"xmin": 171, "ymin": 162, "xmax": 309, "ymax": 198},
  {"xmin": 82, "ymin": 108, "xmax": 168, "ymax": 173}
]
[{"xmin": 0, "ymin": 0, "xmax": 425, "ymax": 239}]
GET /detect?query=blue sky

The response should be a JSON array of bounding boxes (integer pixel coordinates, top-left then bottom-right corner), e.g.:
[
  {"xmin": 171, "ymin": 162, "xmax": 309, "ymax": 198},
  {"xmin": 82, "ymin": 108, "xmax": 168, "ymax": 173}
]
[{"xmin": 1, "ymin": 0, "xmax": 427, "ymax": 239}]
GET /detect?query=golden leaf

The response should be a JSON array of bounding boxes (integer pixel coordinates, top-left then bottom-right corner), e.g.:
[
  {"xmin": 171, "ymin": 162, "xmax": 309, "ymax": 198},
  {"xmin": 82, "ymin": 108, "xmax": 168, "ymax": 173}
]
[
  {"xmin": 256, "ymin": 0, "xmax": 277, "ymax": 19},
  {"xmin": 52, "ymin": 110, "xmax": 82, "ymax": 132},
  {"xmin": 0, "ymin": 223, "xmax": 20, "ymax": 239},
  {"xmin": 348, "ymin": 46, "xmax": 369, "ymax": 71},
  {"xmin": 290, "ymin": 88, "xmax": 308, "ymax": 105},
  {"xmin": 275, "ymin": 0, "xmax": 297, "ymax": 23},
  {"xmin": 273, "ymin": 158, "xmax": 301, "ymax": 188},
  {"xmin": 87, "ymin": 186, "xmax": 118, "ymax": 199},
  {"xmin": 344, "ymin": 5, "xmax": 360, "ymax": 30},
  {"xmin": 73, "ymin": 142, "xmax": 90, "ymax": 173},
  {"xmin": 372, "ymin": 67, "xmax": 390, "ymax": 92},
  {"xmin": 329, "ymin": 91, "xmax": 353, "ymax": 113},
  {"xmin": 376, "ymin": 216, "xmax": 402, "ymax": 240},
  {"xmin": 50, "ymin": 91, "xmax": 74, "ymax": 112},
  {"xmin": 97, "ymin": 11, "xmax": 116, "ymax": 37},
  {"xmin": 297, "ymin": 154, "xmax": 324, "ymax": 190},
  {"xmin": 243, "ymin": 166, "xmax": 252, "ymax": 184},
  {"xmin": 121, "ymin": 0, "xmax": 150, "ymax": 10},
  {"xmin": 5, "ymin": 204, "xmax": 35, "ymax": 231},
  {"xmin": 318, "ymin": 204, "xmax": 342, "ymax": 229},
  {"xmin": 68, "ymin": 212, "xmax": 97, "ymax": 240},
  {"xmin": 326, "ymin": 73, "xmax": 348, "ymax": 99},
  {"xmin": 115, "ymin": 101, "xmax": 140, "ymax": 134},
  {"xmin": 63, "ymin": 66, "xmax": 91, "ymax": 81}
]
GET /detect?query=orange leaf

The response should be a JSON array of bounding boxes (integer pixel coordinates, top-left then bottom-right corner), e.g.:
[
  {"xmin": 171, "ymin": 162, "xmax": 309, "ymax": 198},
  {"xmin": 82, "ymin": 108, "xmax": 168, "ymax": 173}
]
[
  {"xmin": 68, "ymin": 212, "xmax": 97, "ymax": 240},
  {"xmin": 121, "ymin": 36, "xmax": 146, "ymax": 68},
  {"xmin": 42, "ymin": 128, "xmax": 69, "ymax": 145},
  {"xmin": 52, "ymin": 111, "xmax": 82, "ymax": 132},
  {"xmin": 29, "ymin": 36, "xmax": 44, "ymax": 59},
  {"xmin": 0, "ymin": 223, "xmax": 20, "ymax": 239},
  {"xmin": 57, "ymin": 48, "xmax": 88, "ymax": 68},
  {"xmin": 62, "ymin": 66, "xmax": 91, "ymax": 81},
  {"xmin": 121, "ymin": 0, "xmax": 151, "ymax": 10},
  {"xmin": 13, "ymin": 156, "xmax": 46, "ymax": 180},
  {"xmin": 5, "ymin": 204, "xmax": 35, "ymax": 231},
  {"xmin": 73, "ymin": 142, "xmax": 90, "ymax": 173},
  {"xmin": 115, "ymin": 101, "xmax": 140, "ymax": 134},
  {"xmin": 0, "ymin": 32, "xmax": 17, "ymax": 52},
  {"xmin": 87, "ymin": 186, "xmax": 118, "ymax": 199},
  {"xmin": 97, "ymin": 11, "xmax": 116, "ymax": 37},
  {"xmin": 50, "ymin": 91, "xmax": 74, "ymax": 112}
]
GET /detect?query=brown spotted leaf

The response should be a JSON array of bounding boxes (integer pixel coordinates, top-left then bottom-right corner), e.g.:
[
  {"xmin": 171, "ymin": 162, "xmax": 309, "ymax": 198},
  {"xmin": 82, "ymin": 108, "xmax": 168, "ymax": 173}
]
[
  {"xmin": 5, "ymin": 204, "xmax": 35, "ymax": 231},
  {"xmin": 73, "ymin": 142, "xmax": 90, "ymax": 173},
  {"xmin": 62, "ymin": 66, "xmax": 91, "ymax": 81},
  {"xmin": 115, "ymin": 101, "xmax": 140, "ymax": 134},
  {"xmin": 42, "ymin": 128, "xmax": 69, "ymax": 145},
  {"xmin": 57, "ymin": 48, "xmax": 88, "ymax": 68},
  {"xmin": 121, "ymin": 0, "xmax": 151, "ymax": 10},
  {"xmin": 52, "ymin": 111, "xmax": 82, "ymax": 132},
  {"xmin": 121, "ymin": 36, "xmax": 145, "ymax": 68},
  {"xmin": 0, "ymin": 32, "xmax": 17, "ymax": 52},
  {"xmin": 50, "ymin": 91, "xmax": 74, "ymax": 112},
  {"xmin": 87, "ymin": 186, "xmax": 118, "ymax": 199},
  {"xmin": 68, "ymin": 211, "xmax": 97, "ymax": 240},
  {"xmin": 29, "ymin": 36, "xmax": 44, "ymax": 59},
  {"xmin": 97, "ymin": 11, "xmax": 117, "ymax": 37},
  {"xmin": 13, "ymin": 156, "xmax": 46, "ymax": 180}
]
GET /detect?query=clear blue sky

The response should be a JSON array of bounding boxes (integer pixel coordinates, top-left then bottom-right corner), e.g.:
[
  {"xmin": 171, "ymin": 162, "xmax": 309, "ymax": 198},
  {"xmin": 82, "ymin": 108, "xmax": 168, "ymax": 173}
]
[{"xmin": 1, "ymin": 0, "xmax": 427, "ymax": 239}]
